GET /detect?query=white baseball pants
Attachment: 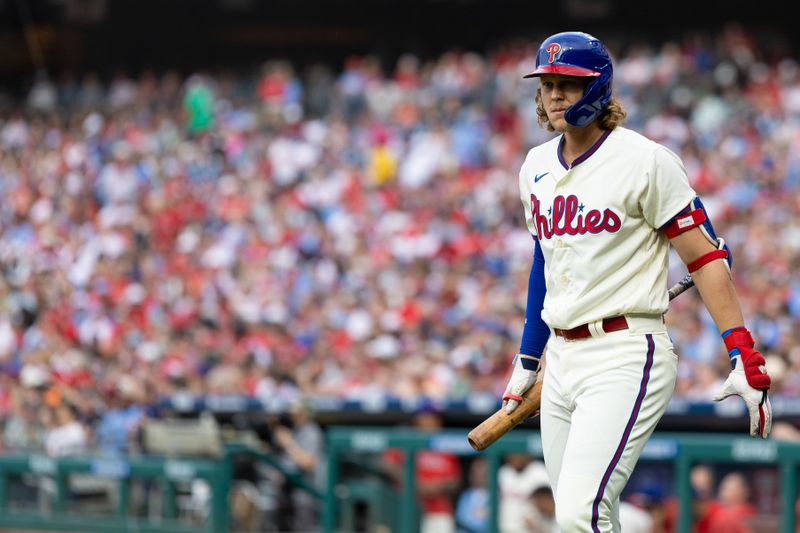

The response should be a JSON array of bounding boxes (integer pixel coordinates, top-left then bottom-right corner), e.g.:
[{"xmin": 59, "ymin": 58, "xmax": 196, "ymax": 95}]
[{"xmin": 540, "ymin": 315, "xmax": 677, "ymax": 532}]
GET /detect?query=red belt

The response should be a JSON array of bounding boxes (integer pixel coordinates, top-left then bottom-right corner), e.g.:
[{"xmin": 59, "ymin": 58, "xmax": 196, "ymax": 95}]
[{"xmin": 554, "ymin": 316, "xmax": 629, "ymax": 340}]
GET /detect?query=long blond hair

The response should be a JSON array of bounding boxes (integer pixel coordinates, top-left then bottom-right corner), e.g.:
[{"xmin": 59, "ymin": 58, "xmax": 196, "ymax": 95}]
[{"xmin": 535, "ymin": 88, "xmax": 627, "ymax": 132}]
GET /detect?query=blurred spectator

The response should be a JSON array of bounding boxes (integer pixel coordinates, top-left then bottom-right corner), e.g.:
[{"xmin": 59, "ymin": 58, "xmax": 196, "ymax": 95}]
[
  {"xmin": 524, "ymin": 482, "xmax": 558, "ymax": 533},
  {"xmin": 270, "ymin": 397, "xmax": 325, "ymax": 531},
  {"xmin": 384, "ymin": 402, "xmax": 462, "ymax": 533},
  {"xmin": 3, "ymin": 390, "xmax": 45, "ymax": 452},
  {"xmin": 707, "ymin": 472, "xmax": 757, "ymax": 533},
  {"xmin": 26, "ymin": 70, "xmax": 57, "ymax": 114},
  {"xmin": 44, "ymin": 403, "xmax": 89, "ymax": 457},
  {"xmin": 625, "ymin": 482, "xmax": 672, "ymax": 533},
  {"xmin": 770, "ymin": 420, "xmax": 800, "ymax": 442},
  {"xmin": 183, "ymin": 74, "xmax": 216, "ymax": 134},
  {"xmin": 618, "ymin": 499, "xmax": 653, "ymax": 533},
  {"xmin": 94, "ymin": 377, "xmax": 147, "ymax": 456},
  {"xmin": 497, "ymin": 453, "xmax": 548, "ymax": 533},
  {"xmin": 685, "ymin": 463, "xmax": 722, "ymax": 533},
  {"xmin": 229, "ymin": 398, "xmax": 324, "ymax": 532},
  {"xmin": 455, "ymin": 457, "xmax": 489, "ymax": 533}
]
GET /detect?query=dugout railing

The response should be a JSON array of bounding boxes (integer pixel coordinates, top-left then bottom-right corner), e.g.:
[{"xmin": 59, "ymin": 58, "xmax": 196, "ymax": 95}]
[
  {"xmin": 0, "ymin": 453, "xmax": 230, "ymax": 532},
  {"xmin": 324, "ymin": 427, "xmax": 800, "ymax": 533},
  {"xmin": 0, "ymin": 442, "xmax": 322, "ymax": 533}
]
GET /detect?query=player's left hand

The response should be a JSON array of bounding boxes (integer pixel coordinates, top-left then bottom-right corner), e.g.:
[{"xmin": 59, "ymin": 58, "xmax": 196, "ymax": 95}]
[{"xmin": 712, "ymin": 327, "xmax": 772, "ymax": 439}]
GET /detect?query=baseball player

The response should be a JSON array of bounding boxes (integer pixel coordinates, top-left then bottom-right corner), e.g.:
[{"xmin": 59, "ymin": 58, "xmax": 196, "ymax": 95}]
[{"xmin": 502, "ymin": 31, "xmax": 772, "ymax": 532}]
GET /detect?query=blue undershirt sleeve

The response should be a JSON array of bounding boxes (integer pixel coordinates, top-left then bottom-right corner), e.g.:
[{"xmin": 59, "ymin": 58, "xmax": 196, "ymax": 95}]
[{"xmin": 519, "ymin": 240, "xmax": 550, "ymax": 357}]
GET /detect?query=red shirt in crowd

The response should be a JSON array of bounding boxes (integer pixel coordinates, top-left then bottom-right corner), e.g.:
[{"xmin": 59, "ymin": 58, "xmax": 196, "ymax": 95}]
[{"xmin": 383, "ymin": 448, "xmax": 462, "ymax": 514}]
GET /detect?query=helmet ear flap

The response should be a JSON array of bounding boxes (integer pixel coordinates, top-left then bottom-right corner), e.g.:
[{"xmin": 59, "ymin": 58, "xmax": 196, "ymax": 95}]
[{"xmin": 564, "ymin": 69, "xmax": 613, "ymax": 127}]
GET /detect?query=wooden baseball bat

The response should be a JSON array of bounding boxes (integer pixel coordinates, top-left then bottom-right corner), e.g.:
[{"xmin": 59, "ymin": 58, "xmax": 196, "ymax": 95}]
[
  {"xmin": 468, "ymin": 380, "xmax": 543, "ymax": 451},
  {"xmin": 467, "ymin": 274, "xmax": 693, "ymax": 452}
]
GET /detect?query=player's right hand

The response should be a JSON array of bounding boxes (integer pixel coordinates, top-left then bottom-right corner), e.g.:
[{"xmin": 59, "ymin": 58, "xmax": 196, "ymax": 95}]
[
  {"xmin": 502, "ymin": 354, "xmax": 540, "ymax": 414},
  {"xmin": 712, "ymin": 327, "xmax": 772, "ymax": 438}
]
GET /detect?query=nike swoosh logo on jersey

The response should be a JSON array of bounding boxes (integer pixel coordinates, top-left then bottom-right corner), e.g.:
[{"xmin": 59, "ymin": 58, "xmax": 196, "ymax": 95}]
[{"xmin": 534, "ymin": 172, "xmax": 549, "ymax": 183}]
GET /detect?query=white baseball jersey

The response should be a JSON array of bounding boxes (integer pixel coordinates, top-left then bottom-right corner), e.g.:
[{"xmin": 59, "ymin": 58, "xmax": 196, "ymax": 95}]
[{"xmin": 518, "ymin": 126, "xmax": 696, "ymax": 330}]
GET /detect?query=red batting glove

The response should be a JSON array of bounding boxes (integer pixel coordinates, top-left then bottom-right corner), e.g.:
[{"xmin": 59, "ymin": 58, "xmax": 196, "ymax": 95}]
[
  {"xmin": 723, "ymin": 327, "xmax": 771, "ymax": 390},
  {"xmin": 713, "ymin": 327, "xmax": 772, "ymax": 438}
]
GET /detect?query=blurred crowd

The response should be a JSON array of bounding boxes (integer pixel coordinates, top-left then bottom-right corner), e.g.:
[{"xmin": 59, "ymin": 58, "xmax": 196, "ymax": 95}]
[{"xmin": 1, "ymin": 23, "xmax": 800, "ymax": 455}]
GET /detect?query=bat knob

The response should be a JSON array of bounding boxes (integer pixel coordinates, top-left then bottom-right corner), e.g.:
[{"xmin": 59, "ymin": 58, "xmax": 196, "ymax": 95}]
[{"xmin": 467, "ymin": 429, "xmax": 488, "ymax": 452}]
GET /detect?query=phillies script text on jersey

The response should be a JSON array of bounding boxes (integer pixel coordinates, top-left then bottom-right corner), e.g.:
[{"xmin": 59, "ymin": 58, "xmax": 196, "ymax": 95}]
[{"xmin": 531, "ymin": 193, "xmax": 621, "ymax": 239}]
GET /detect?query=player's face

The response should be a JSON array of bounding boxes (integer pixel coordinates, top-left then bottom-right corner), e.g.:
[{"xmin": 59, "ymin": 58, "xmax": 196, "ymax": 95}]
[{"xmin": 539, "ymin": 74, "xmax": 588, "ymax": 131}]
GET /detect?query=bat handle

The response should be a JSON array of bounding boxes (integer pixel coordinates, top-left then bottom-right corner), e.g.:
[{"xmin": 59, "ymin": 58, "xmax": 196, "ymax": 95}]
[{"xmin": 668, "ymin": 273, "xmax": 694, "ymax": 301}]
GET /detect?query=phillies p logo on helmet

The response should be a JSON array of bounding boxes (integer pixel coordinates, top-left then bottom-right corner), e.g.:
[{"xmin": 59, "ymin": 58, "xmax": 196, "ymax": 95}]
[{"xmin": 546, "ymin": 43, "xmax": 561, "ymax": 63}]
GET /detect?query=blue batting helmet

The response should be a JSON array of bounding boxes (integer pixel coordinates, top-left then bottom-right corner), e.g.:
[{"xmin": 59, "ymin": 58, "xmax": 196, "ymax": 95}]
[{"xmin": 524, "ymin": 31, "xmax": 613, "ymax": 128}]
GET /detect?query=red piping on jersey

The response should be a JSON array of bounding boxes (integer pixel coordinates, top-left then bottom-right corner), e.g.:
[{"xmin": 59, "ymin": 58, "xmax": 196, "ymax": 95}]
[{"xmin": 557, "ymin": 129, "xmax": 612, "ymax": 170}]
